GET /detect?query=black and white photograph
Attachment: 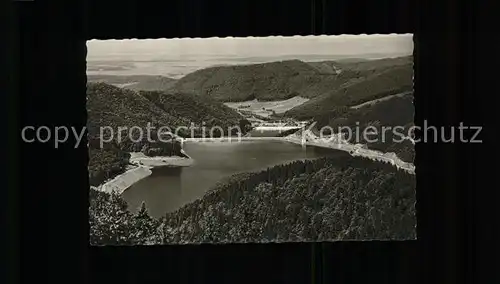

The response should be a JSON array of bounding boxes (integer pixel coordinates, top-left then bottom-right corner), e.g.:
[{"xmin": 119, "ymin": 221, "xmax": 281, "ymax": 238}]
[{"xmin": 86, "ymin": 34, "xmax": 416, "ymax": 245}]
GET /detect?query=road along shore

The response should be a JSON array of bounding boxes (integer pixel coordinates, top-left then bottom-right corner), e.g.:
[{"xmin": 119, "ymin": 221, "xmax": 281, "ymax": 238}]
[{"xmin": 282, "ymin": 132, "xmax": 415, "ymax": 174}]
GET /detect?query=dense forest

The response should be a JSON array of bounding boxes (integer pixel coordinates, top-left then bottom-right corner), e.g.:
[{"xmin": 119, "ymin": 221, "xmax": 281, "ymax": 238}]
[
  {"xmin": 139, "ymin": 90, "xmax": 251, "ymax": 136},
  {"xmin": 88, "ymin": 144, "xmax": 130, "ymax": 186},
  {"xmin": 89, "ymin": 155, "xmax": 416, "ymax": 245}
]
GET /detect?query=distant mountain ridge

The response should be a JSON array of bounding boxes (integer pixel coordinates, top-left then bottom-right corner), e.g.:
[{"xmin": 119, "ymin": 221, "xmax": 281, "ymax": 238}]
[
  {"xmin": 217, "ymin": 52, "xmax": 410, "ymax": 63},
  {"xmin": 172, "ymin": 56, "xmax": 413, "ymax": 103},
  {"xmin": 87, "ymin": 74, "xmax": 177, "ymax": 91}
]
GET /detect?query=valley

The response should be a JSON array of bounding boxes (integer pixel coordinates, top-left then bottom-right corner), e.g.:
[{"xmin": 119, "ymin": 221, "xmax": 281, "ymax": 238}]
[{"xmin": 87, "ymin": 46, "xmax": 416, "ymax": 244}]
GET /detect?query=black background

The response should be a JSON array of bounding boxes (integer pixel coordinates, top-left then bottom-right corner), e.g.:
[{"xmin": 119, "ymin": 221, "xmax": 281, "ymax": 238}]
[{"xmin": 4, "ymin": 0, "xmax": 493, "ymax": 283}]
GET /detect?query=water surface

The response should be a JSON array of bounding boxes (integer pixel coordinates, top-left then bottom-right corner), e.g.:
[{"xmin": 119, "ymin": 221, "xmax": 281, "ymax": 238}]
[{"xmin": 122, "ymin": 140, "xmax": 344, "ymax": 218}]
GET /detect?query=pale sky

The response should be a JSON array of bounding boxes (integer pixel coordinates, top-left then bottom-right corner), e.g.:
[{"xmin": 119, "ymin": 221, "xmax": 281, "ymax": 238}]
[{"xmin": 87, "ymin": 34, "xmax": 413, "ymax": 61}]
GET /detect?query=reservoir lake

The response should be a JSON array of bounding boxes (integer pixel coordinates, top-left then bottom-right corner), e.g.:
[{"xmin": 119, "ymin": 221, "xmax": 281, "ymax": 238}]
[{"xmin": 122, "ymin": 140, "xmax": 345, "ymax": 218}]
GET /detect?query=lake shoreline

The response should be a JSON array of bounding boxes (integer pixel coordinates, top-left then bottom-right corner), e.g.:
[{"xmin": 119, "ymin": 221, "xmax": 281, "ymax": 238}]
[
  {"xmin": 181, "ymin": 133, "xmax": 414, "ymax": 174},
  {"xmin": 94, "ymin": 132, "xmax": 414, "ymax": 196},
  {"xmin": 94, "ymin": 152, "xmax": 194, "ymax": 195}
]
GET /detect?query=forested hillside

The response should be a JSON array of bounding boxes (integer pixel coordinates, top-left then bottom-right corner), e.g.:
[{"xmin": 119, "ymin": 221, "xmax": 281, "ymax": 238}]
[
  {"xmin": 172, "ymin": 56, "xmax": 412, "ymax": 104},
  {"xmin": 140, "ymin": 90, "xmax": 249, "ymax": 135},
  {"xmin": 281, "ymin": 57, "xmax": 414, "ymax": 163},
  {"xmin": 89, "ymin": 155, "xmax": 416, "ymax": 245},
  {"xmin": 173, "ymin": 59, "xmax": 320, "ymax": 101},
  {"xmin": 87, "ymin": 82, "xmax": 246, "ymax": 138},
  {"xmin": 284, "ymin": 63, "xmax": 413, "ymax": 119},
  {"xmin": 323, "ymin": 94, "xmax": 415, "ymax": 163},
  {"xmin": 87, "ymin": 82, "xmax": 186, "ymax": 154},
  {"xmin": 88, "ymin": 144, "xmax": 130, "ymax": 186}
]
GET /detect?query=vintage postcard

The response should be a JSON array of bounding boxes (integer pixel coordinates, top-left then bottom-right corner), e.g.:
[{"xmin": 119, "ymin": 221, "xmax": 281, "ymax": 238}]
[{"xmin": 86, "ymin": 35, "xmax": 416, "ymax": 245}]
